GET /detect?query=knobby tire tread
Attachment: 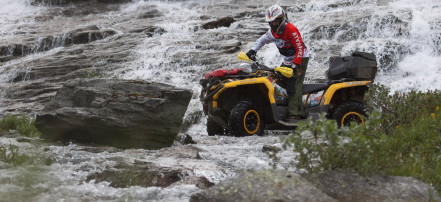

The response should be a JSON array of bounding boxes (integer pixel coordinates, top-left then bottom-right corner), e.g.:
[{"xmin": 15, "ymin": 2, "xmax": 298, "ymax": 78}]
[
  {"xmin": 333, "ymin": 101, "xmax": 367, "ymax": 127},
  {"xmin": 228, "ymin": 100, "xmax": 265, "ymax": 137}
]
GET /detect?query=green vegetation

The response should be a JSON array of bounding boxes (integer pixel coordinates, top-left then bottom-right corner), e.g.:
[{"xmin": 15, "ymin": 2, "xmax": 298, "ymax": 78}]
[
  {"xmin": 0, "ymin": 116, "xmax": 54, "ymax": 167},
  {"xmin": 0, "ymin": 115, "xmax": 41, "ymax": 138},
  {"xmin": 84, "ymin": 69, "xmax": 104, "ymax": 78},
  {"xmin": 0, "ymin": 144, "xmax": 28, "ymax": 166},
  {"xmin": 270, "ymin": 85, "xmax": 441, "ymax": 193}
]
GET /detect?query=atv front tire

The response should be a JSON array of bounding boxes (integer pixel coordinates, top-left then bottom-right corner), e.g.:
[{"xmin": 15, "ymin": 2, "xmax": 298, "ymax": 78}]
[
  {"xmin": 333, "ymin": 102, "xmax": 367, "ymax": 127},
  {"xmin": 207, "ymin": 118, "xmax": 226, "ymax": 136},
  {"xmin": 228, "ymin": 100, "xmax": 265, "ymax": 136}
]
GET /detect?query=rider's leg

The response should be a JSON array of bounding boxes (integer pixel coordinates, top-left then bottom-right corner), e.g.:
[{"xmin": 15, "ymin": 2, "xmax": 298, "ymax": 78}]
[{"xmin": 288, "ymin": 57, "xmax": 309, "ymax": 119}]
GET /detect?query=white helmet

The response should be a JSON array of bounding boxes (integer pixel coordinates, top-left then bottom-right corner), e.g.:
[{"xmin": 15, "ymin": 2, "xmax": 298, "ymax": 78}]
[
  {"xmin": 265, "ymin": 5, "xmax": 287, "ymax": 34},
  {"xmin": 265, "ymin": 5, "xmax": 285, "ymax": 22}
]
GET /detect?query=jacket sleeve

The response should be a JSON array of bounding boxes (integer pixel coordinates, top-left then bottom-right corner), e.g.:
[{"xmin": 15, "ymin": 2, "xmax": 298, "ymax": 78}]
[
  {"xmin": 251, "ymin": 29, "xmax": 273, "ymax": 51},
  {"xmin": 288, "ymin": 26, "xmax": 305, "ymax": 66}
]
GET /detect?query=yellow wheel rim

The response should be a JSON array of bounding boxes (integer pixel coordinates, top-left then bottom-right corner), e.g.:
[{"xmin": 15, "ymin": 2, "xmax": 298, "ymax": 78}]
[
  {"xmin": 243, "ymin": 110, "xmax": 260, "ymax": 135},
  {"xmin": 341, "ymin": 112, "xmax": 364, "ymax": 126}
]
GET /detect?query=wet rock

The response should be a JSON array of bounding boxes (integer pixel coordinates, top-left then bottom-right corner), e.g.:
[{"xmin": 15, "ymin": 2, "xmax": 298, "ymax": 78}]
[
  {"xmin": 97, "ymin": 0, "xmax": 132, "ymax": 3},
  {"xmin": 310, "ymin": 22, "xmax": 366, "ymax": 42},
  {"xmin": 261, "ymin": 145, "xmax": 281, "ymax": 153},
  {"xmin": 35, "ymin": 78, "xmax": 192, "ymax": 149},
  {"xmin": 0, "ymin": 26, "xmax": 116, "ymax": 59},
  {"xmin": 138, "ymin": 9, "xmax": 162, "ymax": 19},
  {"xmin": 0, "ymin": 56, "xmax": 15, "ymax": 63},
  {"xmin": 180, "ymin": 110, "xmax": 204, "ymax": 133},
  {"xmin": 70, "ymin": 145, "xmax": 122, "ymax": 153},
  {"xmin": 191, "ymin": 169, "xmax": 440, "ymax": 202},
  {"xmin": 129, "ymin": 26, "xmax": 166, "ymax": 37},
  {"xmin": 434, "ymin": 32, "xmax": 441, "ymax": 55},
  {"xmin": 86, "ymin": 145, "xmax": 209, "ymax": 188},
  {"xmin": 86, "ymin": 161, "xmax": 183, "ymax": 188},
  {"xmin": 174, "ymin": 133, "xmax": 197, "ymax": 145},
  {"xmin": 31, "ymin": 0, "xmax": 132, "ymax": 6},
  {"xmin": 327, "ymin": 2, "xmax": 352, "ymax": 9},
  {"xmin": 70, "ymin": 29, "xmax": 117, "ymax": 44},
  {"xmin": 31, "ymin": 0, "xmax": 73, "ymax": 5},
  {"xmin": 155, "ymin": 145, "xmax": 202, "ymax": 159},
  {"xmin": 202, "ymin": 17, "xmax": 235, "ymax": 29},
  {"xmin": 190, "ymin": 170, "xmax": 336, "ymax": 202},
  {"xmin": 0, "ymin": 31, "xmax": 141, "ymax": 114},
  {"xmin": 233, "ymin": 10, "xmax": 263, "ymax": 19},
  {"xmin": 170, "ymin": 176, "xmax": 214, "ymax": 189},
  {"xmin": 307, "ymin": 170, "xmax": 441, "ymax": 202},
  {"xmin": 376, "ymin": 41, "xmax": 410, "ymax": 71}
]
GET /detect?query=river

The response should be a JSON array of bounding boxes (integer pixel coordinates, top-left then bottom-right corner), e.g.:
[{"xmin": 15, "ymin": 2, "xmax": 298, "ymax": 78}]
[{"xmin": 0, "ymin": 0, "xmax": 440, "ymax": 201}]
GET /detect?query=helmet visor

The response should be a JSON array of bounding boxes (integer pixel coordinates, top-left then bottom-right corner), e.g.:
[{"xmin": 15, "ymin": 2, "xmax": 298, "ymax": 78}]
[{"xmin": 269, "ymin": 17, "xmax": 283, "ymax": 31}]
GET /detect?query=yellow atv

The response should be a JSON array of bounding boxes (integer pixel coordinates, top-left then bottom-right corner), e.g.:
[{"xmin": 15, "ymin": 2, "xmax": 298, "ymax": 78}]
[{"xmin": 199, "ymin": 51, "xmax": 377, "ymax": 136}]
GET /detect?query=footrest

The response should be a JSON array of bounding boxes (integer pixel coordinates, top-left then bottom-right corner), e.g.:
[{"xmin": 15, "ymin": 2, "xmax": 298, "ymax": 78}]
[{"xmin": 278, "ymin": 119, "xmax": 304, "ymax": 127}]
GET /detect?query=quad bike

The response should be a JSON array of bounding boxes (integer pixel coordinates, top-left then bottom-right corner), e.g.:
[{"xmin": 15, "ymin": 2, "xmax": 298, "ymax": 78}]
[{"xmin": 199, "ymin": 51, "xmax": 378, "ymax": 136}]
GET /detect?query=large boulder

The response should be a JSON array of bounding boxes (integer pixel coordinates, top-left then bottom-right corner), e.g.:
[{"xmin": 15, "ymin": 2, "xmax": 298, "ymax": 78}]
[
  {"xmin": 190, "ymin": 170, "xmax": 336, "ymax": 202},
  {"xmin": 307, "ymin": 170, "xmax": 441, "ymax": 202},
  {"xmin": 190, "ymin": 170, "xmax": 440, "ymax": 202},
  {"xmin": 35, "ymin": 78, "xmax": 192, "ymax": 149}
]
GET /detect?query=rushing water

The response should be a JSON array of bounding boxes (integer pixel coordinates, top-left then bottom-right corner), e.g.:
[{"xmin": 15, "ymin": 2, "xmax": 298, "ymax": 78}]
[{"xmin": 0, "ymin": 0, "xmax": 441, "ymax": 201}]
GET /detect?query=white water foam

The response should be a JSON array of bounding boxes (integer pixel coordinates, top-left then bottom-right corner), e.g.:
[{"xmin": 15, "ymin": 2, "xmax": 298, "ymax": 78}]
[
  {"xmin": 0, "ymin": 0, "xmax": 43, "ymax": 40},
  {"xmin": 375, "ymin": 0, "xmax": 441, "ymax": 92}
]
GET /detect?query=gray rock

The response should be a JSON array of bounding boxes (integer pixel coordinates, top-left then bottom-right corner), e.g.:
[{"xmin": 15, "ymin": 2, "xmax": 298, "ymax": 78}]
[
  {"xmin": 190, "ymin": 170, "xmax": 336, "ymax": 202},
  {"xmin": 0, "ymin": 25, "xmax": 116, "ymax": 61},
  {"xmin": 174, "ymin": 133, "xmax": 197, "ymax": 145},
  {"xmin": 86, "ymin": 161, "xmax": 183, "ymax": 188},
  {"xmin": 170, "ymin": 176, "xmax": 214, "ymax": 190},
  {"xmin": 190, "ymin": 170, "xmax": 440, "ymax": 202},
  {"xmin": 35, "ymin": 78, "xmax": 192, "ymax": 149},
  {"xmin": 202, "ymin": 17, "xmax": 235, "ymax": 30},
  {"xmin": 85, "ymin": 145, "xmax": 209, "ymax": 188},
  {"xmin": 307, "ymin": 170, "xmax": 441, "ymax": 202}
]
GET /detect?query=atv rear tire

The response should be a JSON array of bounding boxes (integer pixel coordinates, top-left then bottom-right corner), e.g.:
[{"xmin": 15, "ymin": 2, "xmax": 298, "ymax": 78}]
[
  {"xmin": 228, "ymin": 100, "xmax": 265, "ymax": 136},
  {"xmin": 207, "ymin": 118, "xmax": 226, "ymax": 136},
  {"xmin": 333, "ymin": 102, "xmax": 367, "ymax": 128}
]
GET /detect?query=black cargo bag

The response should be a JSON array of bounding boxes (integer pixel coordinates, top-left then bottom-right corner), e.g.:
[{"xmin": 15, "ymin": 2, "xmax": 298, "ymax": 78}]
[{"xmin": 326, "ymin": 51, "xmax": 378, "ymax": 81}]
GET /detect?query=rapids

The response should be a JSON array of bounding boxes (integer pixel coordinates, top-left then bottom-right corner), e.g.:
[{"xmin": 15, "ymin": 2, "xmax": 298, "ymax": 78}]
[{"xmin": 0, "ymin": 0, "xmax": 440, "ymax": 201}]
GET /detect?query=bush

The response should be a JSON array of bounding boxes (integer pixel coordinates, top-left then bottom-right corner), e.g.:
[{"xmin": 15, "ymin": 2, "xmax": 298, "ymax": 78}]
[
  {"xmin": 270, "ymin": 85, "xmax": 441, "ymax": 193},
  {"xmin": 0, "ymin": 115, "xmax": 41, "ymax": 138},
  {"xmin": 365, "ymin": 85, "xmax": 441, "ymax": 135},
  {"xmin": 0, "ymin": 144, "xmax": 28, "ymax": 166}
]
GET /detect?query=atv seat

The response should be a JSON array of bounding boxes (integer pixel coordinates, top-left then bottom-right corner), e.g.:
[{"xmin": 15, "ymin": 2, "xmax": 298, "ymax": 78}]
[{"xmin": 303, "ymin": 83, "xmax": 329, "ymax": 94}]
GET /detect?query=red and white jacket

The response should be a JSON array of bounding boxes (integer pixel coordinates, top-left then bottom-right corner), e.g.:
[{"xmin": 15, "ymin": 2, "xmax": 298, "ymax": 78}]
[{"xmin": 251, "ymin": 22, "xmax": 308, "ymax": 66}]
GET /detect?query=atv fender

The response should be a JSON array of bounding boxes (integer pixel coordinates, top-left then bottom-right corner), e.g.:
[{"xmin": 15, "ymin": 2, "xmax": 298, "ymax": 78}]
[
  {"xmin": 211, "ymin": 77, "xmax": 281, "ymax": 122},
  {"xmin": 323, "ymin": 81, "xmax": 372, "ymax": 105}
]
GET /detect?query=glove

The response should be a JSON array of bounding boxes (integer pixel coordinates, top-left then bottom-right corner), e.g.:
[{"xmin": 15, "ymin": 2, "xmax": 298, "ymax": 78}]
[{"xmin": 246, "ymin": 49, "xmax": 257, "ymax": 61}]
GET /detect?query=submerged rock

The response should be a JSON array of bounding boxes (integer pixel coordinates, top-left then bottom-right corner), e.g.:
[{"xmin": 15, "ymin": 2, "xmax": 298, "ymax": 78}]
[
  {"xmin": 170, "ymin": 176, "xmax": 214, "ymax": 190},
  {"xmin": 85, "ymin": 145, "xmax": 213, "ymax": 188},
  {"xmin": 35, "ymin": 78, "xmax": 192, "ymax": 149},
  {"xmin": 86, "ymin": 161, "xmax": 183, "ymax": 188}
]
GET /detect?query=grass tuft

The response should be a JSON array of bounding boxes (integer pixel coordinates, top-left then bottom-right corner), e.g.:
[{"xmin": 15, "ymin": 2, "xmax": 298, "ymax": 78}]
[{"xmin": 0, "ymin": 115, "xmax": 41, "ymax": 138}]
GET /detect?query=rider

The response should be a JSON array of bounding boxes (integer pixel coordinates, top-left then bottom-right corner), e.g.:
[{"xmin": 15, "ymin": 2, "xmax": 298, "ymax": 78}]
[{"xmin": 246, "ymin": 4, "xmax": 309, "ymax": 121}]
